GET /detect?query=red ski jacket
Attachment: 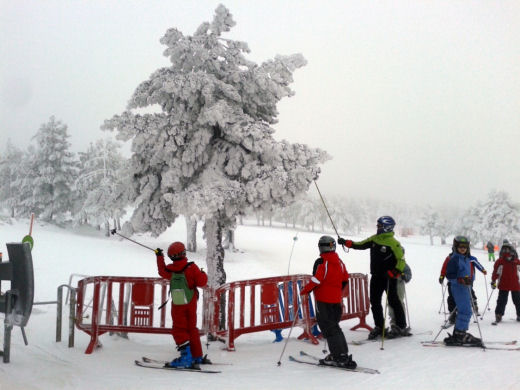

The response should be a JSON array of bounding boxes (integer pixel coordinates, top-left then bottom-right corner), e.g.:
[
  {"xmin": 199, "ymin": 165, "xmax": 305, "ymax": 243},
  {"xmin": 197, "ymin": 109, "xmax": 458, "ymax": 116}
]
[
  {"xmin": 156, "ymin": 255, "xmax": 208, "ymax": 297},
  {"xmin": 303, "ymin": 252, "xmax": 350, "ymax": 304},
  {"xmin": 492, "ymin": 256, "xmax": 520, "ymax": 291}
]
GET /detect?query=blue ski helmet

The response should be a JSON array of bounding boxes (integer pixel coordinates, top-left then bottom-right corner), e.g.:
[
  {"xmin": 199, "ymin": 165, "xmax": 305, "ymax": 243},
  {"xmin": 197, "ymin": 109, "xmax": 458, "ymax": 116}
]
[{"xmin": 377, "ymin": 216, "xmax": 395, "ymax": 234}]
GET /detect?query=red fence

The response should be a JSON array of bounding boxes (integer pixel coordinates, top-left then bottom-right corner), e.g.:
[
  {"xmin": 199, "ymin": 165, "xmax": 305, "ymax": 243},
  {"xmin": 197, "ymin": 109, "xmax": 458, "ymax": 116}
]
[{"xmin": 75, "ymin": 273, "xmax": 371, "ymax": 354}]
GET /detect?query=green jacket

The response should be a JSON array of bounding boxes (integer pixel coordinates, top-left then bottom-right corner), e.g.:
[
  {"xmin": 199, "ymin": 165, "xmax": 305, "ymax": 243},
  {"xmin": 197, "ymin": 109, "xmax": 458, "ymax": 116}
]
[{"xmin": 352, "ymin": 232, "xmax": 406, "ymax": 275}]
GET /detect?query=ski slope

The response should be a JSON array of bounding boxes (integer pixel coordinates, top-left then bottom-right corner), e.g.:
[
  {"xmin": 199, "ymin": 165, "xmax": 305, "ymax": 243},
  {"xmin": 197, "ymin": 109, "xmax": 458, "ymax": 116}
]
[{"xmin": 1, "ymin": 217, "xmax": 519, "ymax": 390}]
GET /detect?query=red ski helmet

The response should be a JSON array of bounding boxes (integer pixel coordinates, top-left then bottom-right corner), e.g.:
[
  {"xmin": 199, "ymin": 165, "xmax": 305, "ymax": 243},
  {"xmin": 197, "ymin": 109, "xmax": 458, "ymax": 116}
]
[{"xmin": 167, "ymin": 242, "xmax": 186, "ymax": 261}]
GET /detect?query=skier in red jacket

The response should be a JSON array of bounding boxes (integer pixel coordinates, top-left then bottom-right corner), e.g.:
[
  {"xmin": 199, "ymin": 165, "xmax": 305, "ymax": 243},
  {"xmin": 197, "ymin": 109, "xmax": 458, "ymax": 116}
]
[
  {"xmin": 491, "ymin": 242, "xmax": 520, "ymax": 323},
  {"xmin": 155, "ymin": 242, "xmax": 208, "ymax": 368},
  {"xmin": 300, "ymin": 236, "xmax": 356, "ymax": 369}
]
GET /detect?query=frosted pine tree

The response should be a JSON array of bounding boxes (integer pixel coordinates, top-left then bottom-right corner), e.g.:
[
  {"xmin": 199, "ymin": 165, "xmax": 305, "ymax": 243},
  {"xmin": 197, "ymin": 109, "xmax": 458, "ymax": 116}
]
[
  {"xmin": 31, "ymin": 116, "xmax": 77, "ymax": 222},
  {"xmin": 102, "ymin": 5, "xmax": 328, "ymax": 289},
  {"xmin": 76, "ymin": 139, "xmax": 128, "ymax": 235},
  {"xmin": 478, "ymin": 190, "xmax": 520, "ymax": 244},
  {"xmin": 0, "ymin": 139, "xmax": 23, "ymax": 217}
]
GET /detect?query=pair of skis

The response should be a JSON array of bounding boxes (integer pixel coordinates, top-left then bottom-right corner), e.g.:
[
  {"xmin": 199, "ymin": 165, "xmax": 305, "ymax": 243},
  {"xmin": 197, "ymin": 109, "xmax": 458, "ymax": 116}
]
[
  {"xmin": 421, "ymin": 340, "xmax": 520, "ymax": 351},
  {"xmin": 135, "ymin": 356, "xmax": 227, "ymax": 373},
  {"xmin": 288, "ymin": 351, "xmax": 380, "ymax": 374}
]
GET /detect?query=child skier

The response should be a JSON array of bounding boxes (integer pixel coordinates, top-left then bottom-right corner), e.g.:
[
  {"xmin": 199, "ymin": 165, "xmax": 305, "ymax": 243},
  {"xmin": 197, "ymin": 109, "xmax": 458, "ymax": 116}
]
[
  {"xmin": 155, "ymin": 242, "xmax": 208, "ymax": 368},
  {"xmin": 338, "ymin": 216, "xmax": 409, "ymax": 339},
  {"xmin": 490, "ymin": 242, "xmax": 520, "ymax": 323},
  {"xmin": 440, "ymin": 250, "xmax": 486, "ymax": 324},
  {"xmin": 443, "ymin": 236, "xmax": 482, "ymax": 346},
  {"xmin": 300, "ymin": 236, "xmax": 356, "ymax": 369}
]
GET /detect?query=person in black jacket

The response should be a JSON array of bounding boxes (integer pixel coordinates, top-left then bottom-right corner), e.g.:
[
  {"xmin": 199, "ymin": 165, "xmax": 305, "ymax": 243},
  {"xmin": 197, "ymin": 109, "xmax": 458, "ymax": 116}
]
[{"xmin": 338, "ymin": 216, "xmax": 409, "ymax": 340}]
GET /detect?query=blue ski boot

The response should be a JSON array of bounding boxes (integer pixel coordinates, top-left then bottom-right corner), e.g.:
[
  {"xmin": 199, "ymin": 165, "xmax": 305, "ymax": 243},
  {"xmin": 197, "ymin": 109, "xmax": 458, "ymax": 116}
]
[{"xmin": 166, "ymin": 344, "xmax": 194, "ymax": 368}]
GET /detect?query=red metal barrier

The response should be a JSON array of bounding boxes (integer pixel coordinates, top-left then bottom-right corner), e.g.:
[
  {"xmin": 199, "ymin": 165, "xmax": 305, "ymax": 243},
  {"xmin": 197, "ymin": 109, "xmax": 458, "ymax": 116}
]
[
  {"xmin": 207, "ymin": 273, "xmax": 371, "ymax": 350},
  {"xmin": 75, "ymin": 273, "xmax": 371, "ymax": 353}
]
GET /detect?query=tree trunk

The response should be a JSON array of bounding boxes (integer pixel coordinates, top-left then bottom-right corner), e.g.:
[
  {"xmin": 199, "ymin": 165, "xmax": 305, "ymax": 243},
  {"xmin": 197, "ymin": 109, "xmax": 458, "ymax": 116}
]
[
  {"xmin": 204, "ymin": 216, "xmax": 226, "ymax": 289},
  {"xmin": 204, "ymin": 216, "xmax": 227, "ymax": 330},
  {"xmin": 223, "ymin": 228, "xmax": 235, "ymax": 251},
  {"xmin": 105, "ymin": 220, "xmax": 110, "ymax": 237},
  {"xmin": 186, "ymin": 216, "xmax": 197, "ymax": 252}
]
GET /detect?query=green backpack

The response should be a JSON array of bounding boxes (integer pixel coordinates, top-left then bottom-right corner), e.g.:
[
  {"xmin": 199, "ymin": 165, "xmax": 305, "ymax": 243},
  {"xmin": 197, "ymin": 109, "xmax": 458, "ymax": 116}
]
[{"xmin": 170, "ymin": 262, "xmax": 195, "ymax": 305}]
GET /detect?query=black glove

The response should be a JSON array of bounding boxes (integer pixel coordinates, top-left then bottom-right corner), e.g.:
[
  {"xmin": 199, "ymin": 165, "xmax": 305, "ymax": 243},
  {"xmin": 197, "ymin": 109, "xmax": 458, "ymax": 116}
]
[
  {"xmin": 338, "ymin": 237, "xmax": 346, "ymax": 246},
  {"xmin": 439, "ymin": 275, "xmax": 445, "ymax": 285},
  {"xmin": 155, "ymin": 248, "xmax": 163, "ymax": 256},
  {"xmin": 491, "ymin": 281, "xmax": 497, "ymax": 289}
]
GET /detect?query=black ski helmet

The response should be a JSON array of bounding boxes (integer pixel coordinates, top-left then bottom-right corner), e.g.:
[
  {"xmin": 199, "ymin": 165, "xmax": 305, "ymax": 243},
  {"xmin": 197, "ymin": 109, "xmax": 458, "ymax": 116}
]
[
  {"xmin": 318, "ymin": 235, "xmax": 336, "ymax": 254},
  {"xmin": 499, "ymin": 242, "xmax": 515, "ymax": 259},
  {"xmin": 452, "ymin": 235, "xmax": 471, "ymax": 255}
]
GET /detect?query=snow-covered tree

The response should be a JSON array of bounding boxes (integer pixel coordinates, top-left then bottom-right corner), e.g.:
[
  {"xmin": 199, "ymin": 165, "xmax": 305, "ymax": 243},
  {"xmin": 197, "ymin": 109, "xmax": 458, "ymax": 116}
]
[
  {"xmin": 30, "ymin": 116, "xmax": 77, "ymax": 222},
  {"xmin": 0, "ymin": 139, "xmax": 23, "ymax": 217},
  {"xmin": 103, "ymin": 5, "xmax": 328, "ymax": 288},
  {"xmin": 11, "ymin": 146, "xmax": 39, "ymax": 218},
  {"xmin": 75, "ymin": 138, "xmax": 128, "ymax": 235},
  {"xmin": 478, "ymin": 190, "xmax": 520, "ymax": 245}
]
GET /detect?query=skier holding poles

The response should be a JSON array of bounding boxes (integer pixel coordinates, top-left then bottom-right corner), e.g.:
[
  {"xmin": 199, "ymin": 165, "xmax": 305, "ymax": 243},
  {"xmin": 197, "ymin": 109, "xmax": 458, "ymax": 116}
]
[
  {"xmin": 338, "ymin": 216, "xmax": 409, "ymax": 340},
  {"xmin": 443, "ymin": 236, "xmax": 482, "ymax": 346},
  {"xmin": 155, "ymin": 242, "xmax": 209, "ymax": 368},
  {"xmin": 490, "ymin": 242, "xmax": 520, "ymax": 324},
  {"xmin": 300, "ymin": 236, "xmax": 357, "ymax": 369}
]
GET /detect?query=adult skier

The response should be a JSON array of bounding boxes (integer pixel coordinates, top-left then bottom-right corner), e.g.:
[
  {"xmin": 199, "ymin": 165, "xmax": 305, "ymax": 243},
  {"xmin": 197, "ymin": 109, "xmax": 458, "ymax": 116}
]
[
  {"xmin": 300, "ymin": 236, "xmax": 357, "ymax": 369},
  {"xmin": 155, "ymin": 242, "xmax": 209, "ymax": 368},
  {"xmin": 486, "ymin": 241, "xmax": 496, "ymax": 262},
  {"xmin": 338, "ymin": 216, "xmax": 409, "ymax": 339},
  {"xmin": 443, "ymin": 236, "xmax": 482, "ymax": 346},
  {"xmin": 491, "ymin": 242, "xmax": 520, "ymax": 323}
]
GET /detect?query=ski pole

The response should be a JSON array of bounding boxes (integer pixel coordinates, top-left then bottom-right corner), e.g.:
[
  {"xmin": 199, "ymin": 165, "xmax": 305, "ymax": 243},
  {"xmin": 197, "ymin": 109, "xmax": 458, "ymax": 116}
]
[
  {"xmin": 287, "ymin": 233, "xmax": 299, "ymax": 275},
  {"xmin": 277, "ymin": 296, "xmax": 302, "ymax": 366},
  {"xmin": 313, "ymin": 180, "xmax": 340, "ymax": 238},
  {"xmin": 432, "ymin": 307, "xmax": 457, "ymax": 343},
  {"xmin": 403, "ymin": 282, "xmax": 411, "ymax": 329},
  {"xmin": 483, "ymin": 274, "xmax": 490, "ymax": 310},
  {"xmin": 468, "ymin": 285, "xmax": 486, "ymax": 350},
  {"xmin": 480, "ymin": 288, "xmax": 496, "ymax": 320},
  {"xmin": 438, "ymin": 283, "xmax": 447, "ymax": 316},
  {"xmin": 110, "ymin": 229, "xmax": 156, "ymax": 252},
  {"xmin": 380, "ymin": 279, "xmax": 390, "ymax": 350}
]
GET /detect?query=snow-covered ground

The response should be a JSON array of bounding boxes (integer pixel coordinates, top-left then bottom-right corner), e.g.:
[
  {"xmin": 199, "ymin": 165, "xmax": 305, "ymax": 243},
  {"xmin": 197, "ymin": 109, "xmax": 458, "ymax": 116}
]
[{"xmin": 1, "ymin": 217, "xmax": 519, "ymax": 390}]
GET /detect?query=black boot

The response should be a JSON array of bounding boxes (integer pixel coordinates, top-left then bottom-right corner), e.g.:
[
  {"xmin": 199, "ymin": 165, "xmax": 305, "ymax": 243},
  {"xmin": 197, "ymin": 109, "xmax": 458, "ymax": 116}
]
[
  {"xmin": 367, "ymin": 326, "xmax": 385, "ymax": 340},
  {"xmin": 386, "ymin": 325, "xmax": 411, "ymax": 339},
  {"xmin": 495, "ymin": 314, "xmax": 502, "ymax": 323},
  {"xmin": 444, "ymin": 329, "xmax": 481, "ymax": 346}
]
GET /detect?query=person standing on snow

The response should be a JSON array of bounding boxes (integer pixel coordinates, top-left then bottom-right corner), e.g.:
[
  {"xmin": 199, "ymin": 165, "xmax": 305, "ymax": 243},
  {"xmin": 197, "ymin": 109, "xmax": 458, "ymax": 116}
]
[
  {"xmin": 155, "ymin": 242, "xmax": 209, "ymax": 368},
  {"xmin": 337, "ymin": 216, "xmax": 409, "ymax": 340},
  {"xmin": 300, "ymin": 236, "xmax": 357, "ymax": 369},
  {"xmin": 439, "ymin": 249, "xmax": 486, "ymax": 324},
  {"xmin": 491, "ymin": 242, "xmax": 520, "ymax": 323},
  {"xmin": 388, "ymin": 263, "xmax": 412, "ymax": 328},
  {"xmin": 486, "ymin": 241, "xmax": 496, "ymax": 262},
  {"xmin": 443, "ymin": 236, "xmax": 482, "ymax": 346}
]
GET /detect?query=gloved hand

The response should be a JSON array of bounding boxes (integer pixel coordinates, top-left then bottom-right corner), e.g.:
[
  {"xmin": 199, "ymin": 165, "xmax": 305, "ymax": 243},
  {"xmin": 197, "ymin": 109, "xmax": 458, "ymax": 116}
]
[
  {"xmin": 200, "ymin": 267, "xmax": 205, "ymax": 273},
  {"xmin": 155, "ymin": 248, "xmax": 163, "ymax": 256},
  {"xmin": 482, "ymin": 269, "xmax": 487, "ymax": 275},
  {"xmin": 300, "ymin": 283, "xmax": 315, "ymax": 296},
  {"xmin": 387, "ymin": 269, "xmax": 401, "ymax": 279},
  {"xmin": 438, "ymin": 275, "xmax": 445, "ymax": 285},
  {"xmin": 337, "ymin": 237, "xmax": 353, "ymax": 248},
  {"xmin": 458, "ymin": 276, "xmax": 472, "ymax": 286},
  {"xmin": 491, "ymin": 281, "xmax": 497, "ymax": 289}
]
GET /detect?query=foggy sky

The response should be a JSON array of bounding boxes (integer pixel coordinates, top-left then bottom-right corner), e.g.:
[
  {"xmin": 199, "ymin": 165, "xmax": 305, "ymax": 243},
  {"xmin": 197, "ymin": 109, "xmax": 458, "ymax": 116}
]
[{"xmin": 1, "ymin": 0, "xmax": 519, "ymax": 209}]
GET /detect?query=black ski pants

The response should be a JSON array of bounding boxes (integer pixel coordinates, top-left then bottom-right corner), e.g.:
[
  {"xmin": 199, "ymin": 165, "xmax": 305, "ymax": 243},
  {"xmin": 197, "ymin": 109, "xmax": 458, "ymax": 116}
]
[
  {"xmin": 370, "ymin": 274, "xmax": 406, "ymax": 329},
  {"xmin": 495, "ymin": 290, "xmax": 520, "ymax": 316},
  {"xmin": 316, "ymin": 300, "xmax": 349, "ymax": 358}
]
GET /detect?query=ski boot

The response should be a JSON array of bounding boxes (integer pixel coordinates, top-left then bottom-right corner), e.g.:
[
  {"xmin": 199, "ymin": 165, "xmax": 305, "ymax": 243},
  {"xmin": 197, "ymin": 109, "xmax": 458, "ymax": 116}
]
[
  {"xmin": 367, "ymin": 326, "xmax": 385, "ymax": 340},
  {"xmin": 517, "ymin": 316, "xmax": 520, "ymax": 322},
  {"xmin": 165, "ymin": 343, "xmax": 195, "ymax": 369},
  {"xmin": 193, "ymin": 354, "xmax": 212, "ymax": 365},
  {"xmin": 386, "ymin": 325, "xmax": 411, "ymax": 339},
  {"xmin": 319, "ymin": 353, "xmax": 357, "ymax": 369},
  {"xmin": 495, "ymin": 314, "xmax": 502, "ymax": 323},
  {"xmin": 444, "ymin": 329, "xmax": 482, "ymax": 347}
]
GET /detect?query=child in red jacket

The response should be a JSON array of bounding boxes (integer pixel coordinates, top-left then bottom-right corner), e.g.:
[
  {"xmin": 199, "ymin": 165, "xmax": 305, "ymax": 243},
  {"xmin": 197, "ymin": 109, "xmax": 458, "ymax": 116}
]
[
  {"xmin": 155, "ymin": 242, "xmax": 208, "ymax": 368},
  {"xmin": 491, "ymin": 242, "xmax": 520, "ymax": 323},
  {"xmin": 300, "ymin": 236, "xmax": 356, "ymax": 369}
]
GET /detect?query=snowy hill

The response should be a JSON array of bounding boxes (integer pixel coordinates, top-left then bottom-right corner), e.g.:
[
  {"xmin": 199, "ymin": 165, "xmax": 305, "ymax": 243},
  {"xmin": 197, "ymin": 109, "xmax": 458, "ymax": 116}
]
[{"xmin": 1, "ymin": 218, "xmax": 519, "ymax": 390}]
